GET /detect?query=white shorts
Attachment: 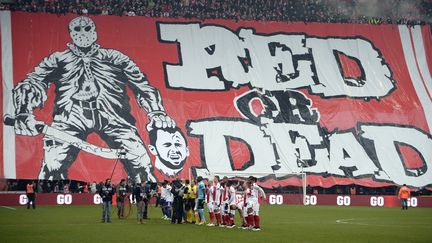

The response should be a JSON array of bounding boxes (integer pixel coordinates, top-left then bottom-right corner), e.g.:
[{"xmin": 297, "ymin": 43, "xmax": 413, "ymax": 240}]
[
  {"xmin": 251, "ymin": 199, "xmax": 260, "ymax": 215},
  {"xmin": 244, "ymin": 199, "xmax": 253, "ymax": 215},
  {"xmin": 207, "ymin": 202, "xmax": 214, "ymax": 213},
  {"xmin": 213, "ymin": 203, "xmax": 221, "ymax": 214},
  {"xmin": 237, "ymin": 201, "xmax": 248, "ymax": 216},
  {"xmin": 194, "ymin": 198, "xmax": 198, "ymax": 211},
  {"xmin": 236, "ymin": 201, "xmax": 244, "ymax": 211}
]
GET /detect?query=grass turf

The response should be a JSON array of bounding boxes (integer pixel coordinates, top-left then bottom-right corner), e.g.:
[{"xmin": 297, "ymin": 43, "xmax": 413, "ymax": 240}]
[{"xmin": 0, "ymin": 204, "xmax": 431, "ymax": 243}]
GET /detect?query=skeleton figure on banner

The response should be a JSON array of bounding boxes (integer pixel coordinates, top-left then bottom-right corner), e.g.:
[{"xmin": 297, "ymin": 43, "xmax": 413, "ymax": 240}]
[{"xmin": 12, "ymin": 16, "xmax": 176, "ymax": 182}]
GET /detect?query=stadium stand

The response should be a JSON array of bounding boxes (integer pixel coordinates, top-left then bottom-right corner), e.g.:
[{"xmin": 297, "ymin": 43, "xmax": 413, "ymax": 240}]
[{"xmin": 0, "ymin": 0, "xmax": 431, "ymax": 25}]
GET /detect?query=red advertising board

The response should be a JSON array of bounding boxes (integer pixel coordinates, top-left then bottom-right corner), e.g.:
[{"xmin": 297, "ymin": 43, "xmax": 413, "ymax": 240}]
[{"xmin": 1, "ymin": 193, "xmax": 431, "ymax": 208}]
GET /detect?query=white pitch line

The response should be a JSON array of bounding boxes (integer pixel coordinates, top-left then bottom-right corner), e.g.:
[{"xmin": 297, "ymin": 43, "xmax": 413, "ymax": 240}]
[
  {"xmin": 335, "ymin": 218, "xmax": 431, "ymax": 228},
  {"xmin": 335, "ymin": 218, "xmax": 354, "ymax": 224},
  {"xmin": 0, "ymin": 222, "xmax": 117, "ymax": 227},
  {"xmin": 1, "ymin": 206, "xmax": 16, "ymax": 210}
]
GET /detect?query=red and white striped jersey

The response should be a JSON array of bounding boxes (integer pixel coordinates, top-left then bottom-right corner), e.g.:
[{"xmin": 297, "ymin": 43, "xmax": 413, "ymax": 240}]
[
  {"xmin": 216, "ymin": 184, "xmax": 224, "ymax": 204},
  {"xmin": 207, "ymin": 183, "xmax": 221, "ymax": 204},
  {"xmin": 221, "ymin": 185, "xmax": 229, "ymax": 203},
  {"xmin": 214, "ymin": 182, "xmax": 221, "ymax": 204},
  {"xmin": 243, "ymin": 188, "xmax": 252, "ymax": 204},
  {"xmin": 251, "ymin": 183, "xmax": 265, "ymax": 203},
  {"xmin": 227, "ymin": 186, "xmax": 236, "ymax": 204}
]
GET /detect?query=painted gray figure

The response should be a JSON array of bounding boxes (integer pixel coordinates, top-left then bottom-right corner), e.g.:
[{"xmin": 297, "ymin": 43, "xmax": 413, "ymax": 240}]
[{"xmin": 12, "ymin": 16, "xmax": 175, "ymax": 182}]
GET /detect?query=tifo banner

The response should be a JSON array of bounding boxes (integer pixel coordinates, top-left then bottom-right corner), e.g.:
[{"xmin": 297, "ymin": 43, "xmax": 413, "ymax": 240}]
[{"xmin": 1, "ymin": 12, "xmax": 431, "ymax": 189}]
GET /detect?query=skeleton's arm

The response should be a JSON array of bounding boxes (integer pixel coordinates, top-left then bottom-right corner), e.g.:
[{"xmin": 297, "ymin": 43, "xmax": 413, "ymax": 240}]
[
  {"xmin": 12, "ymin": 53, "xmax": 58, "ymax": 136},
  {"xmin": 110, "ymin": 50, "xmax": 175, "ymax": 130},
  {"xmin": 13, "ymin": 53, "xmax": 57, "ymax": 114}
]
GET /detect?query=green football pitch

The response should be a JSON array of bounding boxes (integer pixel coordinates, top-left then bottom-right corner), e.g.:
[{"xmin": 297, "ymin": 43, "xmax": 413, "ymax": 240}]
[{"xmin": 0, "ymin": 204, "xmax": 431, "ymax": 243}]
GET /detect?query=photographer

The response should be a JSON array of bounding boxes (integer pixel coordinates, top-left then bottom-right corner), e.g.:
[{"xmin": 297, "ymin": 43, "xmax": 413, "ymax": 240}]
[
  {"xmin": 116, "ymin": 179, "xmax": 127, "ymax": 219},
  {"xmin": 143, "ymin": 181, "xmax": 157, "ymax": 219},
  {"xmin": 133, "ymin": 181, "xmax": 146, "ymax": 224},
  {"xmin": 171, "ymin": 179, "xmax": 188, "ymax": 224},
  {"xmin": 98, "ymin": 178, "xmax": 115, "ymax": 223}
]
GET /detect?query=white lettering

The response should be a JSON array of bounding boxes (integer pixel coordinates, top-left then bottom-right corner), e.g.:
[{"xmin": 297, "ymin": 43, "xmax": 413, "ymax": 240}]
[
  {"xmin": 93, "ymin": 194, "xmax": 102, "ymax": 204},
  {"xmin": 370, "ymin": 196, "xmax": 384, "ymax": 207},
  {"xmin": 337, "ymin": 196, "xmax": 351, "ymax": 206},
  {"xmin": 189, "ymin": 119, "xmax": 277, "ymax": 178},
  {"xmin": 304, "ymin": 195, "xmax": 317, "ymax": 205},
  {"xmin": 269, "ymin": 195, "xmax": 277, "ymax": 205},
  {"xmin": 56, "ymin": 194, "xmax": 72, "ymax": 205},
  {"xmin": 19, "ymin": 194, "xmax": 28, "ymax": 205},
  {"xmin": 408, "ymin": 197, "xmax": 418, "ymax": 207},
  {"xmin": 269, "ymin": 195, "xmax": 283, "ymax": 205},
  {"xmin": 328, "ymin": 132, "xmax": 379, "ymax": 177},
  {"xmin": 307, "ymin": 38, "xmax": 394, "ymax": 98},
  {"xmin": 159, "ymin": 23, "xmax": 394, "ymax": 99},
  {"xmin": 276, "ymin": 195, "xmax": 283, "ymax": 205},
  {"xmin": 361, "ymin": 125, "xmax": 432, "ymax": 187}
]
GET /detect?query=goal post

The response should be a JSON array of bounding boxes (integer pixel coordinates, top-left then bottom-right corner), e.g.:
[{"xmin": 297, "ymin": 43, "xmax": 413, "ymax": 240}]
[{"xmin": 207, "ymin": 171, "xmax": 307, "ymax": 205}]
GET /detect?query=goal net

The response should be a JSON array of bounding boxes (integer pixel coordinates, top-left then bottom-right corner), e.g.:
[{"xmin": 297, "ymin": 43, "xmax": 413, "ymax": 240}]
[{"xmin": 207, "ymin": 171, "xmax": 307, "ymax": 205}]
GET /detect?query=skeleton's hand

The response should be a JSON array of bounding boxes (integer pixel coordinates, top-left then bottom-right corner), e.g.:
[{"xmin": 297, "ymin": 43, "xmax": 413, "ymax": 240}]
[
  {"xmin": 46, "ymin": 158, "xmax": 62, "ymax": 171},
  {"xmin": 146, "ymin": 112, "xmax": 176, "ymax": 131},
  {"xmin": 12, "ymin": 82, "xmax": 45, "ymax": 136},
  {"xmin": 14, "ymin": 113, "xmax": 40, "ymax": 136}
]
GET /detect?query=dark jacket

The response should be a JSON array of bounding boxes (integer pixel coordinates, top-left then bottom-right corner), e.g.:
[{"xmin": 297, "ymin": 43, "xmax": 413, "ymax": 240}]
[
  {"xmin": 133, "ymin": 185, "xmax": 145, "ymax": 202},
  {"xmin": 98, "ymin": 183, "xmax": 115, "ymax": 202}
]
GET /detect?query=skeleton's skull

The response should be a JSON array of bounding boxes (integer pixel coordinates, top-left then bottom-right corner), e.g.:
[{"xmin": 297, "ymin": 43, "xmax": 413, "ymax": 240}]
[{"xmin": 68, "ymin": 17, "xmax": 97, "ymax": 48}]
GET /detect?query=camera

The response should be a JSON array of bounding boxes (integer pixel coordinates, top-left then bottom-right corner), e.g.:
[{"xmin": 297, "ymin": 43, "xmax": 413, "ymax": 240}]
[{"xmin": 148, "ymin": 182, "xmax": 157, "ymax": 191}]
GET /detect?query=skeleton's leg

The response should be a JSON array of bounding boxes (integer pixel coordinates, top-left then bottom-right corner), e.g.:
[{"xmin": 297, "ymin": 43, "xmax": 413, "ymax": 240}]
[
  {"xmin": 38, "ymin": 110, "xmax": 89, "ymax": 180},
  {"xmin": 39, "ymin": 136, "xmax": 81, "ymax": 180},
  {"xmin": 99, "ymin": 125, "xmax": 156, "ymax": 182}
]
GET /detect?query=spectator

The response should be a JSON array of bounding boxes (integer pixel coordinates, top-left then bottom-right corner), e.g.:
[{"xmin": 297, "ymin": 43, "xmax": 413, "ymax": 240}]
[
  {"xmin": 54, "ymin": 182, "xmax": 60, "ymax": 193},
  {"xmin": 350, "ymin": 185, "xmax": 357, "ymax": 195},
  {"xmin": 83, "ymin": 183, "xmax": 89, "ymax": 193},
  {"xmin": 0, "ymin": 178, "xmax": 8, "ymax": 191},
  {"xmin": 3, "ymin": 0, "xmax": 430, "ymax": 26},
  {"xmin": 37, "ymin": 181, "xmax": 43, "ymax": 193},
  {"xmin": 99, "ymin": 178, "xmax": 115, "ymax": 223},
  {"xmin": 63, "ymin": 183, "xmax": 70, "ymax": 193},
  {"xmin": 90, "ymin": 181, "xmax": 97, "ymax": 193}
]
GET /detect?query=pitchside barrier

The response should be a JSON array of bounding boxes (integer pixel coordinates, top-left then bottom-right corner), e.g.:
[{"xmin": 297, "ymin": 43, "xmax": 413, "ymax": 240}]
[{"xmin": 1, "ymin": 192, "xmax": 431, "ymax": 207}]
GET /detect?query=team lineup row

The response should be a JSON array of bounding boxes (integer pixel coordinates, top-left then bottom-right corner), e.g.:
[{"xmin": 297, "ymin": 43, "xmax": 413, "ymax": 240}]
[{"xmin": 98, "ymin": 176, "xmax": 266, "ymax": 231}]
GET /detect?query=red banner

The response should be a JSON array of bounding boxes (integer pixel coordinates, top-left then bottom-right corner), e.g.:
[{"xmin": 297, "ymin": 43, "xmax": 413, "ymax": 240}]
[
  {"xmin": 1, "ymin": 193, "xmax": 431, "ymax": 208},
  {"xmin": 1, "ymin": 11, "xmax": 432, "ymax": 189}
]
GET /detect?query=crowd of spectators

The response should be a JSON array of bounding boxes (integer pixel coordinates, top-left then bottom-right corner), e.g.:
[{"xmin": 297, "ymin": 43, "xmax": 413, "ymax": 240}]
[
  {"xmin": 0, "ymin": 0, "xmax": 430, "ymax": 25},
  {"xmin": 1, "ymin": 178, "xmax": 431, "ymax": 196},
  {"xmin": 0, "ymin": 179, "xmax": 135, "ymax": 194}
]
